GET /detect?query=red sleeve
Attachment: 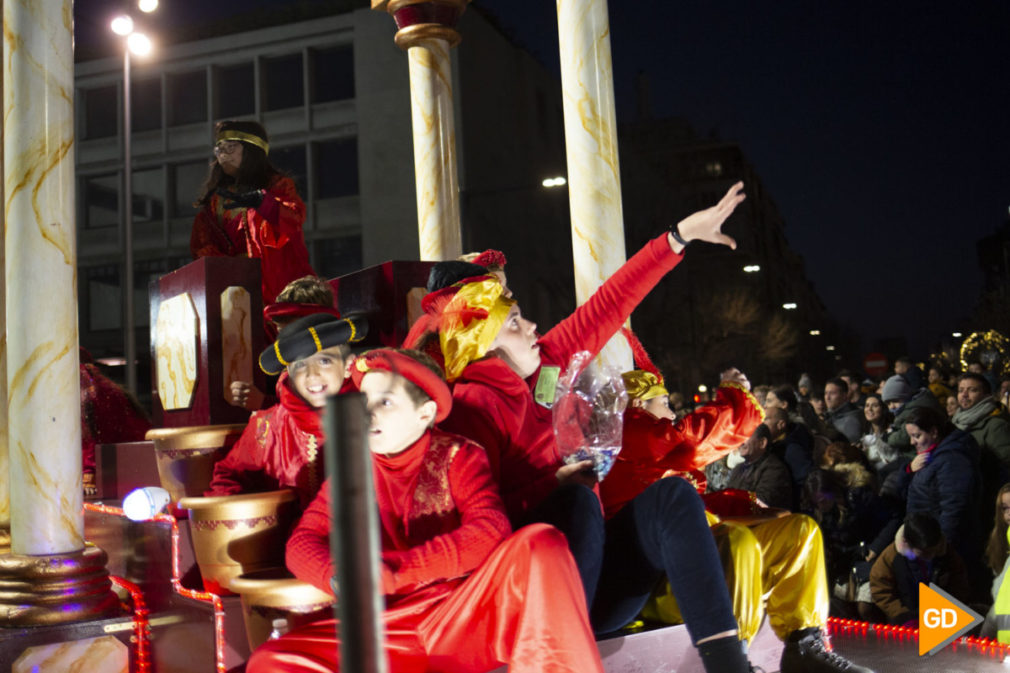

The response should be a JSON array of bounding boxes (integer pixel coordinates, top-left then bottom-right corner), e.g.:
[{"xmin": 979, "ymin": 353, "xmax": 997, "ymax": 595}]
[
  {"xmin": 381, "ymin": 442, "xmax": 511, "ymax": 592},
  {"xmin": 670, "ymin": 382, "xmax": 765, "ymax": 470},
  {"xmin": 248, "ymin": 176, "xmax": 307, "ymax": 251},
  {"xmin": 205, "ymin": 410, "xmax": 271, "ymax": 496},
  {"xmin": 190, "ymin": 201, "xmax": 227, "ymax": 258},
  {"xmin": 285, "ymin": 483, "xmax": 335, "ymax": 594},
  {"xmin": 541, "ymin": 233, "xmax": 682, "ymax": 364}
]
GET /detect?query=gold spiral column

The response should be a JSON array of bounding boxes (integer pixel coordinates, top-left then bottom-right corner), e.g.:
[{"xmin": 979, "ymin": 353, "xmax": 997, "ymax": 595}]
[
  {"xmin": 1, "ymin": 0, "xmax": 118, "ymax": 625},
  {"xmin": 556, "ymin": 0, "xmax": 632, "ymax": 371},
  {"xmin": 373, "ymin": 0, "xmax": 470, "ymax": 261}
]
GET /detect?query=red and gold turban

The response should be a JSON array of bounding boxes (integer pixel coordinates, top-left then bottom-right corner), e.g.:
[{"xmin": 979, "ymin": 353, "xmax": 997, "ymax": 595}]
[{"xmin": 432, "ymin": 277, "xmax": 514, "ymax": 382}]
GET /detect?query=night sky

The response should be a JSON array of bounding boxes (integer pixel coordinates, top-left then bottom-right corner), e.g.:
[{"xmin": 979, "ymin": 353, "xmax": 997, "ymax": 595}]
[{"xmin": 76, "ymin": 0, "xmax": 1010, "ymax": 358}]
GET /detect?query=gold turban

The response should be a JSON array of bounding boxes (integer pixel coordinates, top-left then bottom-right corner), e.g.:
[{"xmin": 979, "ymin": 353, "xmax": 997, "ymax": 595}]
[
  {"xmin": 438, "ymin": 278, "xmax": 514, "ymax": 381},
  {"xmin": 622, "ymin": 369, "xmax": 669, "ymax": 401}
]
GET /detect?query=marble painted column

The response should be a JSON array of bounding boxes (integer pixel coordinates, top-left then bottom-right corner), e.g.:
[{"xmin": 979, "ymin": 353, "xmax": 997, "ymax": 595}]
[
  {"xmin": 556, "ymin": 0, "xmax": 632, "ymax": 371},
  {"xmin": 373, "ymin": 0, "xmax": 468, "ymax": 261},
  {"xmin": 0, "ymin": 7, "xmax": 8, "ymax": 553},
  {"xmin": 0, "ymin": 0, "xmax": 117, "ymax": 625}
]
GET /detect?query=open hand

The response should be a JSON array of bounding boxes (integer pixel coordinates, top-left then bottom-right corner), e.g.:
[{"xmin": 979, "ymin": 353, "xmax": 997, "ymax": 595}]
[
  {"xmin": 720, "ymin": 367, "xmax": 751, "ymax": 391},
  {"xmin": 670, "ymin": 181, "xmax": 746, "ymax": 251}
]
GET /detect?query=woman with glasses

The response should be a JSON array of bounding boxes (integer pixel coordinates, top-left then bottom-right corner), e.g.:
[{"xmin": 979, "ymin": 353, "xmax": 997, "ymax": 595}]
[{"xmin": 191, "ymin": 120, "xmax": 315, "ymax": 304}]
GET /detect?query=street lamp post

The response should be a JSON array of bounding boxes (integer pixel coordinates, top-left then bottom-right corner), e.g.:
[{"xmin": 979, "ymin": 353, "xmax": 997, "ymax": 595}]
[{"xmin": 111, "ymin": 15, "xmax": 152, "ymax": 394}]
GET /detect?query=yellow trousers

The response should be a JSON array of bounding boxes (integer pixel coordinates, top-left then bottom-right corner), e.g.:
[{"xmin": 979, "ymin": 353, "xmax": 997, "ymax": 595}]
[{"xmin": 641, "ymin": 513, "xmax": 829, "ymax": 641}]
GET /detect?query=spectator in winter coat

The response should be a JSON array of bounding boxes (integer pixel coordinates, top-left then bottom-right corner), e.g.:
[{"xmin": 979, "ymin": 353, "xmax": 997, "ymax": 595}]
[{"xmin": 823, "ymin": 378, "xmax": 863, "ymax": 443}]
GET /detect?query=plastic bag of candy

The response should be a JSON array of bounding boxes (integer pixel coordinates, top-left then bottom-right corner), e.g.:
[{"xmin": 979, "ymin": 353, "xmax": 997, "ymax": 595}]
[{"xmin": 552, "ymin": 351, "xmax": 628, "ymax": 480}]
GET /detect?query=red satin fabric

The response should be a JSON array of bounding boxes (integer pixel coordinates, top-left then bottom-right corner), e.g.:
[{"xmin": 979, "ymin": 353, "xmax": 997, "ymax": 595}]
[
  {"xmin": 190, "ymin": 174, "xmax": 315, "ymax": 304},
  {"xmin": 248, "ymin": 525, "xmax": 604, "ymax": 673},
  {"xmin": 601, "ymin": 382, "xmax": 765, "ymax": 518},
  {"xmin": 205, "ymin": 374, "xmax": 323, "ymax": 507}
]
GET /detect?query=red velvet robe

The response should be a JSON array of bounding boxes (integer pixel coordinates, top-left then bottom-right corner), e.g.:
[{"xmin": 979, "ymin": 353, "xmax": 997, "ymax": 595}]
[
  {"xmin": 190, "ymin": 174, "xmax": 315, "ymax": 304},
  {"xmin": 250, "ymin": 429, "xmax": 603, "ymax": 673},
  {"xmin": 440, "ymin": 233, "xmax": 682, "ymax": 522},
  {"xmin": 206, "ymin": 373, "xmax": 323, "ymax": 508},
  {"xmin": 80, "ymin": 362, "xmax": 152, "ymax": 475},
  {"xmin": 600, "ymin": 382, "xmax": 765, "ymax": 519}
]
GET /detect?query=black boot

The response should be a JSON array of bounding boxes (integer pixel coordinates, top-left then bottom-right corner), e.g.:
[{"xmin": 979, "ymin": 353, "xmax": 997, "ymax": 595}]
[
  {"xmin": 780, "ymin": 628, "xmax": 875, "ymax": 673},
  {"xmin": 697, "ymin": 635, "xmax": 749, "ymax": 673}
]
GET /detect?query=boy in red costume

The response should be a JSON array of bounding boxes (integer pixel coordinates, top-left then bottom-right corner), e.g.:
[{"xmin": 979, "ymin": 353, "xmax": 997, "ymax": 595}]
[
  {"xmin": 248, "ymin": 348, "xmax": 603, "ymax": 673},
  {"xmin": 607, "ymin": 368, "xmax": 874, "ymax": 673},
  {"xmin": 431, "ymin": 183, "xmax": 759, "ymax": 673},
  {"xmin": 206, "ymin": 312, "xmax": 365, "ymax": 507}
]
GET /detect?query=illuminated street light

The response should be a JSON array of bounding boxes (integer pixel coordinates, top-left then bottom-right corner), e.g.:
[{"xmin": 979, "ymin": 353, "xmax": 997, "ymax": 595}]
[
  {"xmin": 697, "ymin": 384, "xmax": 708, "ymax": 393},
  {"xmin": 952, "ymin": 331, "xmax": 963, "ymax": 338},
  {"xmin": 138, "ymin": 0, "xmax": 159, "ymax": 12},
  {"xmin": 742, "ymin": 264, "xmax": 761, "ymax": 273},
  {"xmin": 809, "ymin": 329, "xmax": 821, "ymax": 336},
  {"xmin": 110, "ymin": 14, "xmax": 134, "ymax": 35},
  {"xmin": 127, "ymin": 32, "xmax": 152, "ymax": 56},
  {"xmin": 782, "ymin": 302, "xmax": 798, "ymax": 310},
  {"xmin": 542, "ymin": 176, "xmax": 567, "ymax": 188},
  {"xmin": 826, "ymin": 345, "xmax": 836, "ymax": 351}
]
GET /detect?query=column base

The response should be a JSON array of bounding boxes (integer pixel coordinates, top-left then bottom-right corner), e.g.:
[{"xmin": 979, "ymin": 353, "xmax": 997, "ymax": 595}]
[
  {"xmin": 0, "ymin": 543, "xmax": 121, "ymax": 627},
  {"xmin": 0, "ymin": 527, "xmax": 9, "ymax": 554}
]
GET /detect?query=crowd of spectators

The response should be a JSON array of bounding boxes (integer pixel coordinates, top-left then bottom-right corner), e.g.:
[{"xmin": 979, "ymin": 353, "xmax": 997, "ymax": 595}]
[{"xmin": 696, "ymin": 358, "xmax": 1010, "ymax": 628}]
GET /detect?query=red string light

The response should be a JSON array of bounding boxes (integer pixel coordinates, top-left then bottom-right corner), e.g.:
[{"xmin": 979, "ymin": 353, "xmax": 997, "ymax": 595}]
[
  {"xmin": 109, "ymin": 574, "xmax": 150, "ymax": 671},
  {"xmin": 85, "ymin": 502, "xmax": 228, "ymax": 673},
  {"xmin": 826, "ymin": 616, "xmax": 1010, "ymax": 659}
]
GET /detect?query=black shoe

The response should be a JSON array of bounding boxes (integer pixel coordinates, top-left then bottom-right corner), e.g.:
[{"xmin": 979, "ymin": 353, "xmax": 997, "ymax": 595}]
[
  {"xmin": 780, "ymin": 628, "xmax": 875, "ymax": 673},
  {"xmin": 748, "ymin": 664, "xmax": 766, "ymax": 673}
]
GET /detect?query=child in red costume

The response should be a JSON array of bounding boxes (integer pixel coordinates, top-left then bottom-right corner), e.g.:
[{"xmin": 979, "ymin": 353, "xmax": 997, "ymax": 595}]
[
  {"xmin": 190, "ymin": 120, "xmax": 315, "ymax": 304},
  {"xmin": 429, "ymin": 184, "xmax": 764, "ymax": 673},
  {"xmin": 248, "ymin": 348, "xmax": 603, "ymax": 673},
  {"xmin": 206, "ymin": 312, "xmax": 365, "ymax": 507},
  {"xmin": 606, "ymin": 368, "xmax": 873, "ymax": 673}
]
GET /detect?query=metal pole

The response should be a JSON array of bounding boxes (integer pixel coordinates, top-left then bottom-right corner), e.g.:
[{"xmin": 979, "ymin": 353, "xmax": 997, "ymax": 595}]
[
  {"xmin": 123, "ymin": 46, "xmax": 137, "ymax": 393},
  {"xmin": 324, "ymin": 393, "xmax": 386, "ymax": 673}
]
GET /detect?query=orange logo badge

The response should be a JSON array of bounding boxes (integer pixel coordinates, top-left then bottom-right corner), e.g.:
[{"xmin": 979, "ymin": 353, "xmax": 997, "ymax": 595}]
[{"xmin": 918, "ymin": 582, "xmax": 982, "ymax": 656}]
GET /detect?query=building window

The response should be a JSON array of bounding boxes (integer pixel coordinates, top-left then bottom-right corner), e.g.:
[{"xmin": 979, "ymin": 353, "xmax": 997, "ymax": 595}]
[
  {"xmin": 83, "ymin": 85, "xmax": 118, "ymax": 139},
  {"xmin": 168, "ymin": 70, "xmax": 207, "ymax": 126},
  {"xmin": 312, "ymin": 235, "xmax": 362, "ymax": 279},
  {"xmin": 132, "ymin": 77, "xmax": 162, "ymax": 132},
  {"xmin": 132, "ymin": 167, "xmax": 164, "ymax": 224},
  {"xmin": 314, "ymin": 138, "xmax": 358, "ymax": 198},
  {"xmin": 271, "ymin": 144, "xmax": 308, "ymax": 194},
  {"xmin": 311, "ymin": 46, "xmax": 354, "ymax": 103},
  {"xmin": 83, "ymin": 174, "xmax": 119, "ymax": 229},
  {"xmin": 85, "ymin": 265, "xmax": 122, "ymax": 331},
  {"xmin": 173, "ymin": 160, "xmax": 209, "ymax": 217},
  {"xmin": 263, "ymin": 53, "xmax": 304, "ymax": 111},
  {"xmin": 216, "ymin": 62, "xmax": 255, "ymax": 118}
]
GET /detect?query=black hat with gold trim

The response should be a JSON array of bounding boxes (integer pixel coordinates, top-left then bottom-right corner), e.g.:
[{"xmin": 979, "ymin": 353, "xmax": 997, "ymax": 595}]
[{"xmin": 259, "ymin": 312, "xmax": 367, "ymax": 375}]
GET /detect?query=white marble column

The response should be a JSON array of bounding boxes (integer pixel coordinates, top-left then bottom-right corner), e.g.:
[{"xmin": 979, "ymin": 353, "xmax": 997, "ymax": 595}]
[
  {"xmin": 407, "ymin": 38, "xmax": 462, "ymax": 261},
  {"xmin": 373, "ymin": 0, "xmax": 468, "ymax": 261},
  {"xmin": 0, "ymin": 8, "xmax": 8, "ymax": 542},
  {"xmin": 556, "ymin": 0, "xmax": 632, "ymax": 371},
  {"xmin": 3, "ymin": 0, "xmax": 84, "ymax": 556}
]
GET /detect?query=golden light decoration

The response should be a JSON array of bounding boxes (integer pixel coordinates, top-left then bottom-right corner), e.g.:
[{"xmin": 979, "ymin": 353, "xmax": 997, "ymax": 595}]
[{"xmin": 959, "ymin": 330, "xmax": 1010, "ymax": 377}]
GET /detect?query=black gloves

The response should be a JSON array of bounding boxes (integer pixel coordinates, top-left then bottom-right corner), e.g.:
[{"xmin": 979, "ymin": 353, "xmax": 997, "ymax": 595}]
[{"xmin": 217, "ymin": 188, "xmax": 265, "ymax": 210}]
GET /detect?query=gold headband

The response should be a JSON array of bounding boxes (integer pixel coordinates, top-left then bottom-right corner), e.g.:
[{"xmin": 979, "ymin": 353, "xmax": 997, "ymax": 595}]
[
  {"xmin": 217, "ymin": 130, "xmax": 269, "ymax": 155},
  {"xmin": 439, "ymin": 278, "xmax": 514, "ymax": 381},
  {"xmin": 622, "ymin": 370, "xmax": 669, "ymax": 401}
]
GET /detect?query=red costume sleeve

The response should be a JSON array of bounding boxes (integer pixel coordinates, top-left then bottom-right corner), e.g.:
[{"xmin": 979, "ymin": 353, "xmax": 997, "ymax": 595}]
[
  {"xmin": 540, "ymin": 233, "xmax": 682, "ymax": 366},
  {"xmin": 189, "ymin": 201, "xmax": 229, "ymax": 259},
  {"xmin": 602, "ymin": 382, "xmax": 764, "ymax": 517},
  {"xmin": 205, "ymin": 410, "xmax": 274, "ymax": 497},
  {"xmin": 381, "ymin": 442, "xmax": 511, "ymax": 593},
  {"xmin": 246, "ymin": 176, "xmax": 306, "ymax": 251},
  {"xmin": 286, "ymin": 438, "xmax": 512, "ymax": 597}
]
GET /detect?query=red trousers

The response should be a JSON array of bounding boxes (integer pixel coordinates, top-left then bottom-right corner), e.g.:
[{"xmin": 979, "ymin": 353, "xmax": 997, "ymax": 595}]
[{"xmin": 248, "ymin": 524, "xmax": 604, "ymax": 673}]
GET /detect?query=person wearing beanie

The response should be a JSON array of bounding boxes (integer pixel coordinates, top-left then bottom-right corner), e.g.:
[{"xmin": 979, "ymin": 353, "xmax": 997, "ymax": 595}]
[
  {"xmin": 880, "ymin": 373, "xmax": 945, "ymax": 455},
  {"xmin": 249, "ymin": 348, "xmax": 604, "ymax": 673},
  {"xmin": 206, "ymin": 312, "xmax": 366, "ymax": 509},
  {"xmin": 190, "ymin": 119, "xmax": 316, "ymax": 305},
  {"xmin": 432, "ymin": 183, "xmax": 783, "ymax": 673}
]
